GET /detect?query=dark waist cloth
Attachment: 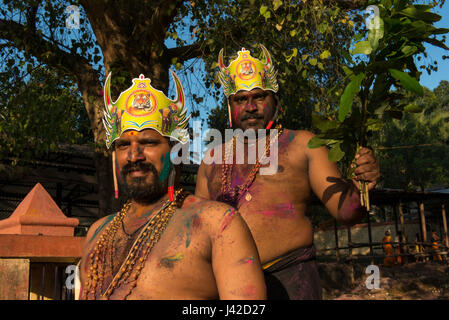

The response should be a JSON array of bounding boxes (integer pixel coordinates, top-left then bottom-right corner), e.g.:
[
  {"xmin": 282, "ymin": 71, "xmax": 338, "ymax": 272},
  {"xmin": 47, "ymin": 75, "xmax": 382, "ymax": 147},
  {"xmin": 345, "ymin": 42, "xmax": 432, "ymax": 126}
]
[{"xmin": 263, "ymin": 245, "xmax": 322, "ymax": 300}]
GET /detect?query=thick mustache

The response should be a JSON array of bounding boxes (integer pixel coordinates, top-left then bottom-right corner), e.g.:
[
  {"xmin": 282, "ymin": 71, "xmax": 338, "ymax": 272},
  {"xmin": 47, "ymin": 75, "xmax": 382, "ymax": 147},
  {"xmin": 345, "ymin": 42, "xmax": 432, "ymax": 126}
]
[{"xmin": 122, "ymin": 162, "xmax": 157, "ymax": 176}]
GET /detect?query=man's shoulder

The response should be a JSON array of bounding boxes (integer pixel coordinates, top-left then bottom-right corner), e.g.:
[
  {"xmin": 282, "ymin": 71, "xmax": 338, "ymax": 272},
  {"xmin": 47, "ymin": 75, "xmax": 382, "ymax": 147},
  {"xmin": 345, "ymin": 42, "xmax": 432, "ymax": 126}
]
[
  {"xmin": 182, "ymin": 194, "xmax": 234, "ymax": 215},
  {"xmin": 280, "ymin": 129, "xmax": 317, "ymax": 157},
  {"xmin": 85, "ymin": 213, "xmax": 117, "ymax": 244},
  {"xmin": 283, "ymin": 128, "xmax": 315, "ymax": 144}
]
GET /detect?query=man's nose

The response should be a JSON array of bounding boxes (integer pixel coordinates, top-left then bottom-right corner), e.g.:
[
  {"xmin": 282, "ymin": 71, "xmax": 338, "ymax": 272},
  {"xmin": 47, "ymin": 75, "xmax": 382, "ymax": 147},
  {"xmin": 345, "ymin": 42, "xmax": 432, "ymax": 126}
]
[
  {"xmin": 245, "ymin": 97, "xmax": 257, "ymax": 111},
  {"xmin": 127, "ymin": 144, "xmax": 145, "ymax": 162}
]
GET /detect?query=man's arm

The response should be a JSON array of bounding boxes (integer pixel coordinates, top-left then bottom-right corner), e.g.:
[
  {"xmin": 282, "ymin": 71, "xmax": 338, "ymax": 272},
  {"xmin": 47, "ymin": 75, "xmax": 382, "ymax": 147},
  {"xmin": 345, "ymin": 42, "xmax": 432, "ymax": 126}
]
[
  {"xmin": 209, "ymin": 205, "xmax": 266, "ymax": 300},
  {"xmin": 195, "ymin": 161, "xmax": 211, "ymax": 199},
  {"xmin": 303, "ymin": 131, "xmax": 379, "ymax": 225}
]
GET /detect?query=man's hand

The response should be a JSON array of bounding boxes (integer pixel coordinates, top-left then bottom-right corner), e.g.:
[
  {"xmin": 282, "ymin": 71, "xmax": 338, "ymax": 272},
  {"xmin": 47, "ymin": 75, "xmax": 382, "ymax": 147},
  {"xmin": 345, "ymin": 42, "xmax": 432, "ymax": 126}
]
[{"xmin": 352, "ymin": 147, "xmax": 380, "ymax": 191}]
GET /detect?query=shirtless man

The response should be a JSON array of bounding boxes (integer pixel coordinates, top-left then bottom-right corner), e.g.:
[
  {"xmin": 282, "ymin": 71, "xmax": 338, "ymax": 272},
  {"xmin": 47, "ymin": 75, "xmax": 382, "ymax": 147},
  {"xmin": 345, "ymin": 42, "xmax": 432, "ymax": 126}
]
[
  {"xmin": 195, "ymin": 45, "xmax": 380, "ymax": 299},
  {"xmin": 79, "ymin": 71, "xmax": 266, "ymax": 300}
]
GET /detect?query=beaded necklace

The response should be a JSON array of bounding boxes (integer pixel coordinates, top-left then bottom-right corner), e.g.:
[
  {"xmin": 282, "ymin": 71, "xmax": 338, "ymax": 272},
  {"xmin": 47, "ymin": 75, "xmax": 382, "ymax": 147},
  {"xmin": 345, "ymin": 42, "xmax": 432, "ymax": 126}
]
[
  {"xmin": 220, "ymin": 125, "xmax": 283, "ymax": 207},
  {"xmin": 82, "ymin": 188, "xmax": 188, "ymax": 300}
]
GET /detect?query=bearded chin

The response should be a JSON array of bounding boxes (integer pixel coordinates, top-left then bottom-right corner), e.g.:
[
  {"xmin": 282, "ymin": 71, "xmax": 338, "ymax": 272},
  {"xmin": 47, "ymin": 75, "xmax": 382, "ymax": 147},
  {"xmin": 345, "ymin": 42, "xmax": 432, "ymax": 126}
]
[{"xmin": 120, "ymin": 174, "xmax": 167, "ymax": 205}]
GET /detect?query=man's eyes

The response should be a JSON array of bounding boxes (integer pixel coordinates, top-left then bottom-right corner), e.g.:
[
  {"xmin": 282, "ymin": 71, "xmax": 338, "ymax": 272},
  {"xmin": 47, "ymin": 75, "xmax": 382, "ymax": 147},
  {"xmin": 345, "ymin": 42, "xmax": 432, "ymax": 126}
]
[
  {"xmin": 253, "ymin": 93, "xmax": 268, "ymax": 100},
  {"xmin": 115, "ymin": 140, "xmax": 159, "ymax": 148},
  {"xmin": 116, "ymin": 142, "xmax": 129, "ymax": 149},
  {"xmin": 234, "ymin": 94, "xmax": 267, "ymax": 103},
  {"xmin": 235, "ymin": 97, "xmax": 248, "ymax": 102}
]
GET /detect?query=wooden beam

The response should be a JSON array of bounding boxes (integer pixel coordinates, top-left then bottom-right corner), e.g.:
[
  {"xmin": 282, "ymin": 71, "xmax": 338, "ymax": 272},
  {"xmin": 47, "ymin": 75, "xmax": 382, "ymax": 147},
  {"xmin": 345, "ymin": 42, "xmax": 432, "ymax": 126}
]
[
  {"xmin": 347, "ymin": 226, "xmax": 352, "ymax": 257},
  {"xmin": 442, "ymin": 203, "xmax": 448, "ymax": 248},
  {"xmin": 393, "ymin": 204, "xmax": 399, "ymax": 234},
  {"xmin": 398, "ymin": 200, "xmax": 406, "ymax": 235},
  {"xmin": 419, "ymin": 201, "xmax": 427, "ymax": 243},
  {"xmin": 334, "ymin": 219, "xmax": 340, "ymax": 262}
]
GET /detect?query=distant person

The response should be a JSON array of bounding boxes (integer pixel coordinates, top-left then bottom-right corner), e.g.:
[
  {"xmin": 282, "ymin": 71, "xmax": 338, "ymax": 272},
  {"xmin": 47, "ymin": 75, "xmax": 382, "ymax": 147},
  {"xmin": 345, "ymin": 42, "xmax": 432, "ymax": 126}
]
[
  {"xmin": 382, "ymin": 230, "xmax": 395, "ymax": 267},
  {"xmin": 413, "ymin": 233, "xmax": 424, "ymax": 262},
  {"xmin": 395, "ymin": 231, "xmax": 408, "ymax": 265},
  {"xmin": 431, "ymin": 231, "xmax": 443, "ymax": 262}
]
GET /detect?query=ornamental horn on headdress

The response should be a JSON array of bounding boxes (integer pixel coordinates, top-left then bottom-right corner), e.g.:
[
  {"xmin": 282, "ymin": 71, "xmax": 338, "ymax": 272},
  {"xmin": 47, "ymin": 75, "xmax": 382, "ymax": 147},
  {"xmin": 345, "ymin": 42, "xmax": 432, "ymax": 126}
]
[
  {"xmin": 217, "ymin": 44, "xmax": 279, "ymax": 98},
  {"xmin": 102, "ymin": 70, "xmax": 190, "ymax": 149}
]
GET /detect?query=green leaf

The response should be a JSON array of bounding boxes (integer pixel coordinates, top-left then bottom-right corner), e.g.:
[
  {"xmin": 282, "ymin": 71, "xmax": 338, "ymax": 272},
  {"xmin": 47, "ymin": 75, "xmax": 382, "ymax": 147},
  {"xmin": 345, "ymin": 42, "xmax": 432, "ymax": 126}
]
[
  {"xmin": 389, "ymin": 69, "xmax": 424, "ymax": 96},
  {"xmin": 319, "ymin": 50, "xmax": 331, "ymax": 60},
  {"xmin": 403, "ymin": 104, "xmax": 423, "ymax": 113},
  {"xmin": 308, "ymin": 58, "xmax": 317, "ymax": 66},
  {"xmin": 401, "ymin": 45, "xmax": 417, "ymax": 56},
  {"xmin": 259, "ymin": 5, "xmax": 268, "ymax": 15},
  {"xmin": 351, "ymin": 41, "xmax": 372, "ymax": 55},
  {"xmin": 429, "ymin": 27, "xmax": 449, "ymax": 35},
  {"xmin": 328, "ymin": 143, "xmax": 345, "ymax": 162},
  {"xmin": 398, "ymin": 7, "xmax": 441, "ymax": 23},
  {"xmin": 366, "ymin": 118, "xmax": 384, "ymax": 132},
  {"xmin": 272, "ymin": 0, "xmax": 282, "ymax": 11},
  {"xmin": 423, "ymin": 38, "xmax": 449, "ymax": 50},
  {"xmin": 312, "ymin": 114, "xmax": 340, "ymax": 132},
  {"xmin": 338, "ymin": 73, "xmax": 365, "ymax": 122},
  {"xmin": 342, "ymin": 66, "xmax": 354, "ymax": 77},
  {"xmin": 307, "ymin": 136, "xmax": 328, "ymax": 149}
]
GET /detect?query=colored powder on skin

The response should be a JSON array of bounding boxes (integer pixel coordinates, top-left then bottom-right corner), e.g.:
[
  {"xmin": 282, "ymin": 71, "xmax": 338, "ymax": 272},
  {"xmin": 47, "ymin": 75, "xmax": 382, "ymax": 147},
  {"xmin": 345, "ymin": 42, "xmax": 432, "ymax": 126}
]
[
  {"xmin": 219, "ymin": 208, "xmax": 237, "ymax": 233},
  {"xmin": 115, "ymin": 155, "xmax": 124, "ymax": 183},
  {"xmin": 231, "ymin": 285, "xmax": 257, "ymax": 298},
  {"xmin": 184, "ymin": 214, "xmax": 202, "ymax": 248},
  {"xmin": 289, "ymin": 131, "xmax": 295, "ymax": 142},
  {"xmin": 89, "ymin": 214, "xmax": 115, "ymax": 244},
  {"xmin": 159, "ymin": 252, "xmax": 184, "ymax": 268},
  {"xmin": 260, "ymin": 203, "xmax": 297, "ymax": 219},
  {"xmin": 159, "ymin": 152, "xmax": 171, "ymax": 182},
  {"xmin": 237, "ymin": 256, "xmax": 255, "ymax": 265},
  {"xmin": 339, "ymin": 191, "xmax": 361, "ymax": 221},
  {"xmin": 192, "ymin": 214, "xmax": 202, "ymax": 230},
  {"xmin": 263, "ymin": 103, "xmax": 270, "ymax": 117}
]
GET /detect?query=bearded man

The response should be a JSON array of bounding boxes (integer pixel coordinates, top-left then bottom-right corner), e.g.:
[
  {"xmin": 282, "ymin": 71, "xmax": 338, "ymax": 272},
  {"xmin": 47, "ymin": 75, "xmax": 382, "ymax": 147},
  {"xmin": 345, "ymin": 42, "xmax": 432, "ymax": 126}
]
[
  {"xmin": 79, "ymin": 71, "xmax": 266, "ymax": 300},
  {"xmin": 195, "ymin": 45, "xmax": 380, "ymax": 299}
]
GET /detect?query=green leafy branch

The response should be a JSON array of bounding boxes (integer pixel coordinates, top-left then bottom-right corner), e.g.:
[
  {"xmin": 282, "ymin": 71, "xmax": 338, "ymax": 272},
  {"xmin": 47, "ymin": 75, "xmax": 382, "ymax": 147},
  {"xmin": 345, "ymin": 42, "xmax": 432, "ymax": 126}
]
[{"xmin": 307, "ymin": 0, "xmax": 449, "ymax": 207}]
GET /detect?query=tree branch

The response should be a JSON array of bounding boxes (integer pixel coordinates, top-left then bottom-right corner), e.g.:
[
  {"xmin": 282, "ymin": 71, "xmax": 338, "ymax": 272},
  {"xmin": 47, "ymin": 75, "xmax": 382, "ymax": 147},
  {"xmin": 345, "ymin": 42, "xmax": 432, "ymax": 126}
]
[
  {"xmin": 166, "ymin": 42, "xmax": 210, "ymax": 63},
  {"xmin": 0, "ymin": 18, "xmax": 99, "ymax": 82}
]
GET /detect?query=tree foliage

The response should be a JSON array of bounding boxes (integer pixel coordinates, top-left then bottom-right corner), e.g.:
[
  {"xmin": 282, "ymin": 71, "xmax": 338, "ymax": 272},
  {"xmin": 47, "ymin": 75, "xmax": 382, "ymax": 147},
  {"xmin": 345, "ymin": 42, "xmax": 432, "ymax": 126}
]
[
  {"xmin": 191, "ymin": 0, "xmax": 363, "ymax": 131},
  {"xmin": 0, "ymin": 66, "xmax": 91, "ymax": 164},
  {"xmin": 307, "ymin": 0, "xmax": 448, "ymax": 166},
  {"xmin": 373, "ymin": 81, "xmax": 449, "ymax": 191}
]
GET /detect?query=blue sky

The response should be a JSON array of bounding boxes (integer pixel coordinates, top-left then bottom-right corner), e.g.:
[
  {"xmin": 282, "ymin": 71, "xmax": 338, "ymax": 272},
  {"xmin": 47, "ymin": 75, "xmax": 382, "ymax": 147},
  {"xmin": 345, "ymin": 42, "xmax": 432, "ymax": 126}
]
[{"xmin": 420, "ymin": 2, "xmax": 449, "ymax": 89}]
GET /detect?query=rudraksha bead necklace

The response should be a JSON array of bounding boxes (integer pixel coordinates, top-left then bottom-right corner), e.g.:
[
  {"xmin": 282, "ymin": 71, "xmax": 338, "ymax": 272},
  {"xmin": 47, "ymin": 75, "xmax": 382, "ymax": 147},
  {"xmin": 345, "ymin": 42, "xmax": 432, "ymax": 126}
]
[
  {"xmin": 220, "ymin": 125, "xmax": 283, "ymax": 206},
  {"xmin": 82, "ymin": 188, "xmax": 188, "ymax": 300}
]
